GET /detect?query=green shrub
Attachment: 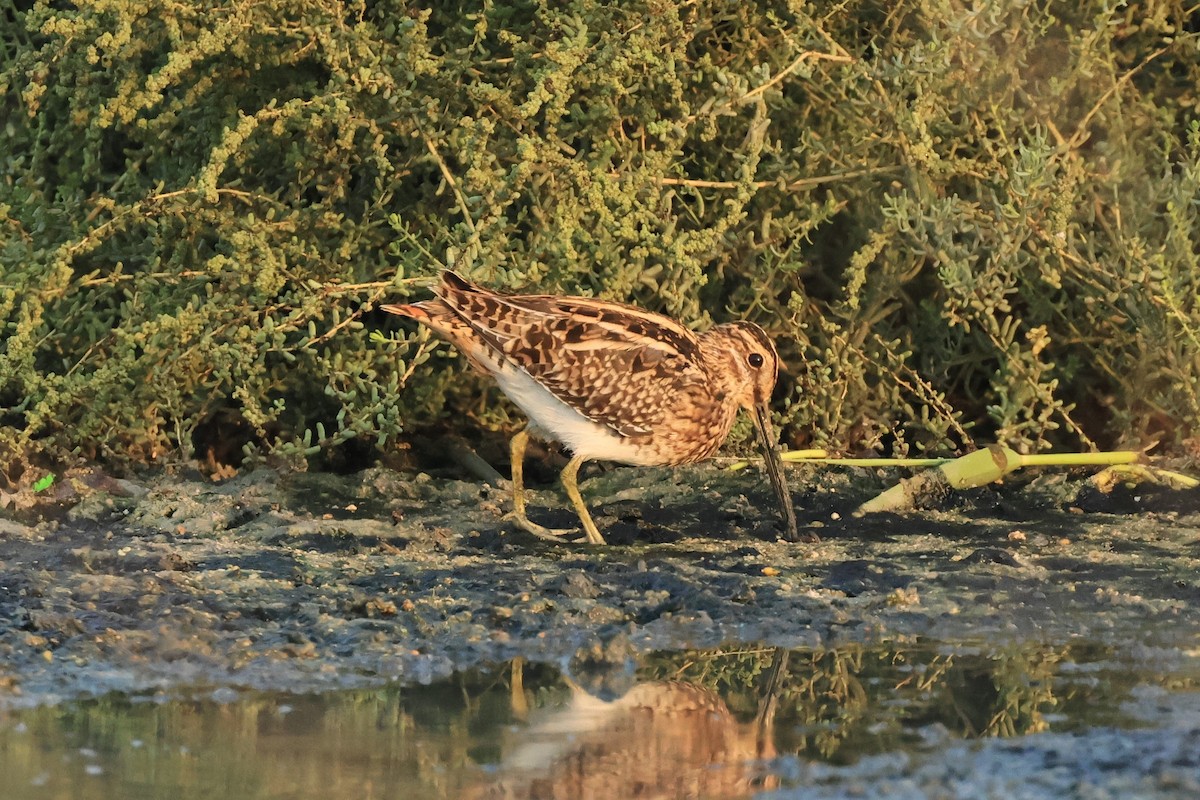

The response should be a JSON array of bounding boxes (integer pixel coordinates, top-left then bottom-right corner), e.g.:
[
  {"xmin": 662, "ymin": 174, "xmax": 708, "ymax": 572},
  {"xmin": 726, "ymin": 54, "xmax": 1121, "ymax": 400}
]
[{"xmin": 2, "ymin": 0, "xmax": 1197, "ymax": 482}]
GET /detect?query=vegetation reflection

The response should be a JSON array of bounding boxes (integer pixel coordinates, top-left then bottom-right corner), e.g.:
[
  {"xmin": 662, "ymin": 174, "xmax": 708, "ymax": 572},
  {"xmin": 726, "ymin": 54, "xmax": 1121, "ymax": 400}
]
[{"xmin": 0, "ymin": 640, "xmax": 1194, "ymax": 800}]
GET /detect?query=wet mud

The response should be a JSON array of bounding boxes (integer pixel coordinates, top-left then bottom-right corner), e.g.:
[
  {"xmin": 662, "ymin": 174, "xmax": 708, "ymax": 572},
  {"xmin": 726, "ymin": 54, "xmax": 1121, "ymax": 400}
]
[{"xmin": 2, "ymin": 460, "xmax": 1199, "ymax": 796}]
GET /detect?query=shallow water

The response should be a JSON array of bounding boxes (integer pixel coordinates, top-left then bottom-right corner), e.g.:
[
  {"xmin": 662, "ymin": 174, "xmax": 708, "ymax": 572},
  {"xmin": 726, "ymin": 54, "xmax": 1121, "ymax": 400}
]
[{"xmin": 2, "ymin": 638, "xmax": 1198, "ymax": 800}]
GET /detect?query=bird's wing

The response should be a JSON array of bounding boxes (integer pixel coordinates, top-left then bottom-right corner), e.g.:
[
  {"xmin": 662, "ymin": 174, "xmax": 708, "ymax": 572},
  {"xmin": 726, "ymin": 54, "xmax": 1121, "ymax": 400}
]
[{"xmin": 436, "ymin": 272, "xmax": 707, "ymax": 437}]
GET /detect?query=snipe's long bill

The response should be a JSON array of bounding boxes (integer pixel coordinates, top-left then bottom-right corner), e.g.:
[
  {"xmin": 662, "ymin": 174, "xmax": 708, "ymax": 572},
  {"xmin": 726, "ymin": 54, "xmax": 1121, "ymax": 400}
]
[{"xmin": 382, "ymin": 271, "xmax": 802, "ymax": 545}]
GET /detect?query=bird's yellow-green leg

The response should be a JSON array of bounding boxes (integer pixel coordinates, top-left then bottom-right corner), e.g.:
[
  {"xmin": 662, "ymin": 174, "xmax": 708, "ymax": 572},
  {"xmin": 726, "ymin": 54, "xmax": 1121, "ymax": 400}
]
[
  {"xmin": 508, "ymin": 428, "xmax": 532, "ymax": 520},
  {"xmin": 504, "ymin": 428, "xmax": 576, "ymax": 542},
  {"xmin": 560, "ymin": 455, "xmax": 607, "ymax": 545}
]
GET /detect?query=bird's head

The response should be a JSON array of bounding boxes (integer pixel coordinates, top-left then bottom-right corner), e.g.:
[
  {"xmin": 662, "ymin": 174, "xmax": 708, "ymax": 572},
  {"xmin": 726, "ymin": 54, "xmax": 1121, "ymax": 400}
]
[{"xmin": 705, "ymin": 321, "xmax": 799, "ymax": 541}]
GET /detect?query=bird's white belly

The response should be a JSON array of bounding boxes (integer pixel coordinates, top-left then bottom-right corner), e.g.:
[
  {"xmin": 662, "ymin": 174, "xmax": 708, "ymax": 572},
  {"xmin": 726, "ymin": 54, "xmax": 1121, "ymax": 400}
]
[{"xmin": 492, "ymin": 361, "xmax": 657, "ymax": 465}]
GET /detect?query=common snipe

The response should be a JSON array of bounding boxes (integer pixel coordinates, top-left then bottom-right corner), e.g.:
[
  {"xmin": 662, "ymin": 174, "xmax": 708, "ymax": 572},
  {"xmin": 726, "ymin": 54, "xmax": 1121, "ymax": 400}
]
[{"xmin": 382, "ymin": 271, "xmax": 801, "ymax": 545}]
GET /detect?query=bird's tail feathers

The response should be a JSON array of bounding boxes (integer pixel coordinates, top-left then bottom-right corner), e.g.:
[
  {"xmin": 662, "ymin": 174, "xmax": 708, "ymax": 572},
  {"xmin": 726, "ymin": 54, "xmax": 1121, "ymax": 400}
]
[{"xmin": 380, "ymin": 302, "xmax": 429, "ymax": 320}]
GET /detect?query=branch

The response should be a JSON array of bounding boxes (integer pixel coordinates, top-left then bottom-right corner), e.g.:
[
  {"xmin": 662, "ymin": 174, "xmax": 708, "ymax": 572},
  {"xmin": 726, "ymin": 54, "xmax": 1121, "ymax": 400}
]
[
  {"xmin": 738, "ymin": 49, "xmax": 854, "ymax": 106},
  {"xmin": 607, "ymin": 164, "xmax": 900, "ymax": 191},
  {"xmin": 419, "ymin": 128, "xmax": 478, "ymax": 239}
]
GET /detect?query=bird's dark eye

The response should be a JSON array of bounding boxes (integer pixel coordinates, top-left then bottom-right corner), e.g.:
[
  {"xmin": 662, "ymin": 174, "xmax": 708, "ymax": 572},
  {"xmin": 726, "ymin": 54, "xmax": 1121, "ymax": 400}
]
[{"xmin": 748, "ymin": 353, "xmax": 765, "ymax": 368}]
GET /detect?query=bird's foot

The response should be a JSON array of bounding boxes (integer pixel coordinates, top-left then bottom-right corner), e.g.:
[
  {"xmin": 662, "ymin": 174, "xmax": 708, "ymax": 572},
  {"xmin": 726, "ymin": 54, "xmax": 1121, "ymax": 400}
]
[{"xmin": 503, "ymin": 511, "xmax": 587, "ymax": 544}]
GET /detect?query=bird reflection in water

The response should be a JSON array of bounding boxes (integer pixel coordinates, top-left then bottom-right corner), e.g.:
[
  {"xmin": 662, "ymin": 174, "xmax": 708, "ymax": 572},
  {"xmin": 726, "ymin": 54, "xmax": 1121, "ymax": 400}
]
[{"xmin": 466, "ymin": 653, "xmax": 789, "ymax": 800}]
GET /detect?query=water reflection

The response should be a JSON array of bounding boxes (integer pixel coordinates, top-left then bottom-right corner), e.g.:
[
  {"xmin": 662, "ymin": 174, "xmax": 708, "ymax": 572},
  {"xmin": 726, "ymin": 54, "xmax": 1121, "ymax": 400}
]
[
  {"xmin": 470, "ymin": 656, "xmax": 777, "ymax": 799},
  {"xmin": 0, "ymin": 640, "xmax": 1196, "ymax": 800}
]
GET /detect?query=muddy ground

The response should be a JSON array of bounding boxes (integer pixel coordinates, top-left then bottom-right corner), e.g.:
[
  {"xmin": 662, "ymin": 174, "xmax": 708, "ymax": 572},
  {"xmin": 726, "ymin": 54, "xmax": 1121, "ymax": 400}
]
[
  {"xmin": 2, "ymin": 455, "xmax": 1198, "ymax": 706},
  {"xmin": 3, "ymin": 454, "xmax": 1200, "ymax": 799}
]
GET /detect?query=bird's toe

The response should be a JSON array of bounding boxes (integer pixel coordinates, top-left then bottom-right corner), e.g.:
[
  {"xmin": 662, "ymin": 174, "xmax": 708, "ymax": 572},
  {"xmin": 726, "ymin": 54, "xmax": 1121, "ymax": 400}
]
[{"xmin": 503, "ymin": 511, "xmax": 585, "ymax": 544}]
